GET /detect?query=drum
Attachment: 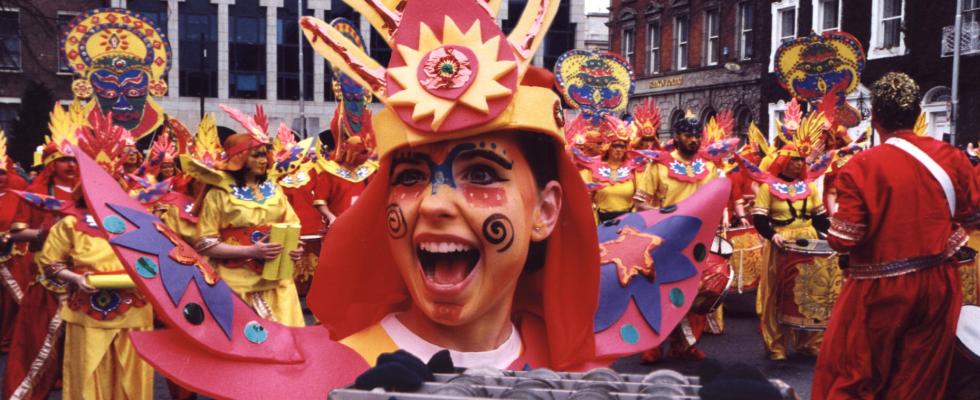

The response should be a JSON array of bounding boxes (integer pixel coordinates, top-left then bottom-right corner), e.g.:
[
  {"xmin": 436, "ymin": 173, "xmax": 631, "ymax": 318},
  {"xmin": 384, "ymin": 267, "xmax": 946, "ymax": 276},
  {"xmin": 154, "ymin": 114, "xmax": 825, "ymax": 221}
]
[
  {"xmin": 724, "ymin": 226, "xmax": 765, "ymax": 292},
  {"xmin": 691, "ymin": 254, "xmax": 734, "ymax": 315},
  {"xmin": 775, "ymin": 239, "xmax": 842, "ymax": 330},
  {"xmin": 950, "ymin": 305, "xmax": 980, "ymax": 397},
  {"xmin": 295, "ymin": 235, "xmax": 324, "ymax": 296},
  {"xmin": 710, "ymin": 236, "xmax": 734, "ymax": 258}
]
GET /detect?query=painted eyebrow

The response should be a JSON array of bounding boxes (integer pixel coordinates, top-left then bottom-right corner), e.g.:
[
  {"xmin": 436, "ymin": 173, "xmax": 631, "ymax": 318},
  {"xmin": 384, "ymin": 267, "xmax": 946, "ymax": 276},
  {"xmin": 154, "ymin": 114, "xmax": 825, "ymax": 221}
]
[
  {"xmin": 456, "ymin": 149, "xmax": 514, "ymax": 170},
  {"xmin": 389, "ymin": 152, "xmax": 431, "ymax": 173}
]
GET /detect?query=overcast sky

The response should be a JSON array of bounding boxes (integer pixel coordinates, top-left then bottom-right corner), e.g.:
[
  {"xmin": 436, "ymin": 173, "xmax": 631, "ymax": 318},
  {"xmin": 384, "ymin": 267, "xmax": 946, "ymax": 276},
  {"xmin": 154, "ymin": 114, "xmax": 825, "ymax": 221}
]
[{"xmin": 585, "ymin": 0, "xmax": 609, "ymax": 13}]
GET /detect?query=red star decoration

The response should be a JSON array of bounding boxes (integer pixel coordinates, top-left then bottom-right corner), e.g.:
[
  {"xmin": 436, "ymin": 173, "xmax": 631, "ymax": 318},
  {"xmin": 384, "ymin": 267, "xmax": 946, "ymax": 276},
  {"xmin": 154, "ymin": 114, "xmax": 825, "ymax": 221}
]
[{"xmin": 599, "ymin": 225, "xmax": 664, "ymax": 287}]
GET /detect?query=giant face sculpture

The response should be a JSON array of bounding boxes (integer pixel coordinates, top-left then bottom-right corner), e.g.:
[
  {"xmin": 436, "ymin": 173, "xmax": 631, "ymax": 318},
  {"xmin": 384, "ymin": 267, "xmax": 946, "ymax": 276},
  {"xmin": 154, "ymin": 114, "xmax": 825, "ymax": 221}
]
[{"xmin": 89, "ymin": 57, "xmax": 151, "ymax": 132}]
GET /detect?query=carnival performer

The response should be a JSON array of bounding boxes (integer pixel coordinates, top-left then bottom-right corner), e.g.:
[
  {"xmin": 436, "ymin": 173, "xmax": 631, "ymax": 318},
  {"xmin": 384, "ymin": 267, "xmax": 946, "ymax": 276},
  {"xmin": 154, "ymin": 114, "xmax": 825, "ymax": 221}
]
[
  {"xmin": 272, "ymin": 126, "xmax": 320, "ymax": 294},
  {"xmin": 575, "ymin": 116, "xmax": 638, "ymax": 222},
  {"xmin": 0, "ymin": 131, "xmax": 29, "ymax": 352},
  {"xmin": 185, "ymin": 105, "xmax": 305, "ymax": 327},
  {"xmin": 632, "ymin": 114, "xmax": 733, "ymax": 362},
  {"xmin": 746, "ymin": 110, "xmax": 835, "ymax": 360},
  {"xmin": 813, "ymin": 73, "xmax": 980, "ymax": 399},
  {"xmin": 2, "ymin": 104, "xmax": 81, "ymax": 400},
  {"xmin": 36, "ymin": 113, "xmax": 154, "ymax": 400},
  {"xmin": 630, "ymin": 98, "xmax": 662, "ymax": 151}
]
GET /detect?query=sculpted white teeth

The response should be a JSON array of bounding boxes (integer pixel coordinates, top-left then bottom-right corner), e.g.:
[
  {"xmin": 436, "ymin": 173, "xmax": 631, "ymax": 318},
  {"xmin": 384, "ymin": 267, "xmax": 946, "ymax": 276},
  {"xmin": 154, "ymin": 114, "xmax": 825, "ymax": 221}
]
[{"xmin": 417, "ymin": 242, "xmax": 474, "ymax": 253}]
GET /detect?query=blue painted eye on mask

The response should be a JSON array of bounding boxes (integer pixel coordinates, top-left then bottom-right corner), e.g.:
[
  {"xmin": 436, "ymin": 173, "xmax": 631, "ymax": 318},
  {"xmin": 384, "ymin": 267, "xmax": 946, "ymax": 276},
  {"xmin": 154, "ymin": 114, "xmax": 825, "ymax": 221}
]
[{"xmin": 91, "ymin": 69, "xmax": 149, "ymax": 99}]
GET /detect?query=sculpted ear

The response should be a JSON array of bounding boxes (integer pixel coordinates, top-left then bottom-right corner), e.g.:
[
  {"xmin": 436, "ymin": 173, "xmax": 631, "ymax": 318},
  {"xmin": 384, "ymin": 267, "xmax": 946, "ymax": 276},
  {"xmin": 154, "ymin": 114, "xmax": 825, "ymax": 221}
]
[{"xmin": 530, "ymin": 181, "xmax": 562, "ymax": 242}]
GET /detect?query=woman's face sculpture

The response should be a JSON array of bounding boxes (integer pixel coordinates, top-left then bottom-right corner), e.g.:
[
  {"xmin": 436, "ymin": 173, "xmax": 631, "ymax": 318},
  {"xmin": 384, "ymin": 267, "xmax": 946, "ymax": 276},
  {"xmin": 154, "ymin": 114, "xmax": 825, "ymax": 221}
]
[{"xmin": 385, "ymin": 132, "xmax": 560, "ymax": 328}]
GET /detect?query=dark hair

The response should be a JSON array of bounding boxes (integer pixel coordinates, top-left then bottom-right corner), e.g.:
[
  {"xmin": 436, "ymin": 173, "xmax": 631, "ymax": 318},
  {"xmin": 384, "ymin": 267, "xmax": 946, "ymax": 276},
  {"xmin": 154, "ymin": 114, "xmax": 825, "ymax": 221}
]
[
  {"xmin": 228, "ymin": 167, "xmax": 267, "ymax": 187},
  {"xmin": 673, "ymin": 117, "xmax": 702, "ymax": 136},
  {"xmin": 871, "ymin": 72, "xmax": 921, "ymax": 132},
  {"xmin": 515, "ymin": 132, "xmax": 561, "ymax": 274}
]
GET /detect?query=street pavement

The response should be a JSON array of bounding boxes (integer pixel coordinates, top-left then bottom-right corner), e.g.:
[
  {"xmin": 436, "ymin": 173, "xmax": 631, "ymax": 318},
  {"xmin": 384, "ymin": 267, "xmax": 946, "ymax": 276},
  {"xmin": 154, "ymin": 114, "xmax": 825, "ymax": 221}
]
[
  {"xmin": 0, "ymin": 292, "xmax": 816, "ymax": 399},
  {"xmin": 611, "ymin": 291, "xmax": 816, "ymax": 399}
]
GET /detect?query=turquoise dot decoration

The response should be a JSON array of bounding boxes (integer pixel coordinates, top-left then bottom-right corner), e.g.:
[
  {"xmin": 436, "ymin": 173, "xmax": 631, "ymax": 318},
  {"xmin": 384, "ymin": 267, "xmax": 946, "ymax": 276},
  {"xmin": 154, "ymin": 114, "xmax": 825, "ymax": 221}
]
[
  {"xmin": 102, "ymin": 215, "xmax": 126, "ymax": 234},
  {"xmin": 135, "ymin": 257, "xmax": 158, "ymax": 279},
  {"xmin": 620, "ymin": 324, "xmax": 640, "ymax": 344},
  {"xmin": 244, "ymin": 321, "xmax": 268, "ymax": 344},
  {"xmin": 669, "ymin": 288, "xmax": 685, "ymax": 307}
]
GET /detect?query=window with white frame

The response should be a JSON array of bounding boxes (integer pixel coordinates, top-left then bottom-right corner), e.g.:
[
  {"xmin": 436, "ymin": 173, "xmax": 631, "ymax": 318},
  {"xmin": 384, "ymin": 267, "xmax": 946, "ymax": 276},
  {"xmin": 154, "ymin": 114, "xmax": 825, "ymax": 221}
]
[
  {"xmin": 814, "ymin": 0, "xmax": 841, "ymax": 33},
  {"xmin": 869, "ymin": 0, "xmax": 905, "ymax": 58},
  {"xmin": 736, "ymin": 2, "xmax": 754, "ymax": 60},
  {"xmin": 647, "ymin": 21, "xmax": 661, "ymax": 74},
  {"xmin": 769, "ymin": 1, "xmax": 798, "ymax": 71},
  {"xmin": 704, "ymin": 9, "xmax": 720, "ymax": 66},
  {"xmin": 56, "ymin": 12, "xmax": 79, "ymax": 73},
  {"xmin": 965, "ymin": 0, "xmax": 979, "ymax": 24},
  {"xmin": 622, "ymin": 27, "xmax": 636, "ymax": 67},
  {"xmin": 0, "ymin": 9, "xmax": 21, "ymax": 71},
  {"xmin": 674, "ymin": 15, "xmax": 689, "ymax": 70}
]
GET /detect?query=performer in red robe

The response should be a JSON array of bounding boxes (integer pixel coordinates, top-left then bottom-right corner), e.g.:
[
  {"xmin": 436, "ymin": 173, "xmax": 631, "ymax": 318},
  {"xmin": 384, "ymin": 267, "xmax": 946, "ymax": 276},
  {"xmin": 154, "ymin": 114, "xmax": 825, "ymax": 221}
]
[
  {"xmin": 812, "ymin": 73, "xmax": 980, "ymax": 399},
  {"xmin": 0, "ymin": 136, "xmax": 29, "ymax": 352},
  {"xmin": 2, "ymin": 107, "xmax": 79, "ymax": 400}
]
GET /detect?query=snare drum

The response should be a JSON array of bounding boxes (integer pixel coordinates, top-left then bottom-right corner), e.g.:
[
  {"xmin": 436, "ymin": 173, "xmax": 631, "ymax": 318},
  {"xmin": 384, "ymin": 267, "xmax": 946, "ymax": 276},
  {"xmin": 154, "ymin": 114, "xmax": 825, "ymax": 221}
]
[
  {"xmin": 775, "ymin": 239, "xmax": 842, "ymax": 330},
  {"xmin": 691, "ymin": 254, "xmax": 734, "ymax": 315},
  {"xmin": 295, "ymin": 235, "xmax": 324, "ymax": 296},
  {"xmin": 724, "ymin": 227, "xmax": 765, "ymax": 292}
]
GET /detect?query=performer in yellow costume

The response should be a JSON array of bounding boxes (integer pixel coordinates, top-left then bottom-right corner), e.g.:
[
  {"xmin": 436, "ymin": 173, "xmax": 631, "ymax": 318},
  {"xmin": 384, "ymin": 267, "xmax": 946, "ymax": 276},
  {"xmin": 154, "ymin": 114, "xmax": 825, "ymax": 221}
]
[
  {"xmin": 36, "ymin": 115, "xmax": 153, "ymax": 400},
  {"xmin": 634, "ymin": 117, "xmax": 719, "ymax": 211},
  {"xmin": 750, "ymin": 112, "xmax": 835, "ymax": 360},
  {"xmin": 187, "ymin": 105, "xmax": 305, "ymax": 327},
  {"xmin": 577, "ymin": 117, "xmax": 638, "ymax": 222}
]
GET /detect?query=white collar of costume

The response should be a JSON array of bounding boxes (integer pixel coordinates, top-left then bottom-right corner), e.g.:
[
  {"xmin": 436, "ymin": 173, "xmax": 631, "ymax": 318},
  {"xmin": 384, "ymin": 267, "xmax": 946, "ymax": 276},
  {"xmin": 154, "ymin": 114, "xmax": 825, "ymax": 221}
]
[
  {"xmin": 55, "ymin": 184, "xmax": 73, "ymax": 193},
  {"xmin": 380, "ymin": 313, "xmax": 521, "ymax": 369}
]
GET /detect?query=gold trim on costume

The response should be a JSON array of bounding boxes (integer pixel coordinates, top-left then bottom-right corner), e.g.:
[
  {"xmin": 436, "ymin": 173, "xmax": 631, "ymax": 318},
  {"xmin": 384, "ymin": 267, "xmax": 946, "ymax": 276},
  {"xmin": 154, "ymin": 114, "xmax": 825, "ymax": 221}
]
[
  {"xmin": 10, "ymin": 222, "xmax": 28, "ymax": 232},
  {"xmin": 193, "ymin": 237, "xmax": 221, "ymax": 253},
  {"xmin": 828, "ymin": 217, "xmax": 866, "ymax": 242},
  {"xmin": 10, "ymin": 301, "xmax": 65, "ymax": 400},
  {"xmin": 751, "ymin": 207, "xmax": 770, "ymax": 216},
  {"xmin": 0, "ymin": 264, "xmax": 24, "ymax": 304},
  {"xmin": 249, "ymin": 292, "xmax": 278, "ymax": 322}
]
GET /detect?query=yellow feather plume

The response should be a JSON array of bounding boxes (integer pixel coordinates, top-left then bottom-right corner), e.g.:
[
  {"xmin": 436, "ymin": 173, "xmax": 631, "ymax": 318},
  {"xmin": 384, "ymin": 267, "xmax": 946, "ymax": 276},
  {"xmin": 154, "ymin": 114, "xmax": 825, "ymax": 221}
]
[
  {"xmin": 747, "ymin": 122, "xmax": 771, "ymax": 156},
  {"xmin": 193, "ymin": 113, "xmax": 223, "ymax": 168},
  {"xmin": 0, "ymin": 129, "xmax": 8, "ymax": 168},
  {"xmin": 913, "ymin": 112, "xmax": 927, "ymax": 136}
]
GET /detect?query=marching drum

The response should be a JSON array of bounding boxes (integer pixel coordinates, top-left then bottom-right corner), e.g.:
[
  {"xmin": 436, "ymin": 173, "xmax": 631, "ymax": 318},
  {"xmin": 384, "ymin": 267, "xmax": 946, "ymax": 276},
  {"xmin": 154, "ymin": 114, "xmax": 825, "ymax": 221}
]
[
  {"xmin": 774, "ymin": 239, "xmax": 842, "ymax": 330},
  {"xmin": 691, "ymin": 253, "xmax": 734, "ymax": 315},
  {"xmin": 724, "ymin": 226, "xmax": 765, "ymax": 292},
  {"xmin": 710, "ymin": 235, "xmax": 734, "ymax": 258}
]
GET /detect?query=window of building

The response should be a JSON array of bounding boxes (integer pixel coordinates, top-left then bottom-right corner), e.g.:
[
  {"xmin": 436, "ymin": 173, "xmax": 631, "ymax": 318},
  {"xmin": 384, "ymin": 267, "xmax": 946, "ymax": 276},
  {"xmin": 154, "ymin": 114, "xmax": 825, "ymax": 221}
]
[
  {"xmin": 56, "ymin": 13, "xmax": 79, "ymax": 73},
  {"xmin": 647, "ymin": 20, "xmax": 661, "ymax": 74},
  {"xmin": 704, "ymin": 9, "xmax": 720, "ymax": 66},
  {"xmin": 179, "ymin": 2, "xmax": 218, "ymax": 97},
  {"xmin": 129, "ymin": 0, "xmax": 169, "ymax": 35},
  {"xmin": 622, "ymin": 27, "xmax": 635, "ymax": 67},
  {"xmin": 0, "ymin": 10, "xmax": 21, "ymax": 71},
  {"xmin": 813, "ymin": 0, "xmax": 840, "ymax": 33},
  {"xmin": 0, "ymin": 102, "xmax": 17, "ymax": 136},
  {"xmin": 769, "ymin": 1, "xmax": 798, "ymax": 71},
  {"xmin": 674, "ymin": 15, "xmax": 689, "ymax": 70},
  {"xmin": 229, "ymin": 0, "xmax": 266, "ymax": 99},
  {"xmin": 869, "ymin": 0, "xmax": 905, "ymax": 59},
  {"xmin": 277, "ymin": 2, "xmax": 314, "ymax": 101},
  {"xmin": 736, "ymin": 2, "xmax": 753, "ymax": 60},
  {"xmin": 964, "ymin": 0, "xmax": 979, "ymax": 24}
]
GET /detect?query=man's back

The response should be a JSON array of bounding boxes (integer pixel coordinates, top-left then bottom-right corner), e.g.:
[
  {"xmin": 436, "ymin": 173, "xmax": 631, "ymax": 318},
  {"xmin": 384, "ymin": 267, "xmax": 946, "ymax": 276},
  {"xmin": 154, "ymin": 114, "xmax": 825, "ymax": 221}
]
[{"xmin": 828, "ymin": 132, "xmax": 979, "ymax": 268}]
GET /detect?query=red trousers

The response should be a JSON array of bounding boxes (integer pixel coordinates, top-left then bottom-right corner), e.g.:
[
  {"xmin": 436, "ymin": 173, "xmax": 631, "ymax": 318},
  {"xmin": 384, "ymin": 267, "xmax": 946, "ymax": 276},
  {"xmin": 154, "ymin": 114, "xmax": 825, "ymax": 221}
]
[
  {"xmin": 812, "ymin": 262, "xmax": 961, "ymax": 400},
  {"xmin": 1, "ymin": 270, "xmax": 63, "ymax": 400}
]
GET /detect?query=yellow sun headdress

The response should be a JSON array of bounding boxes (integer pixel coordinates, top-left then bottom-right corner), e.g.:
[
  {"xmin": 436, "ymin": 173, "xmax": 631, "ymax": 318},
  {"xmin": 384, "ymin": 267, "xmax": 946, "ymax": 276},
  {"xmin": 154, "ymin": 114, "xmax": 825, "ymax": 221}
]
[
  {"xmin": 76, "ymin": 110, "xmax": 135, "ymax": 175},
  {"xmin": 61, "ymin": 8, "xmax": 171, "ymax": 139},
  {"xmin": 38, "ymin": 102, "xmax": 86, "ymax": 166},
  {"xmin": 630, "ymin": 98, "xmax": 661, "ymax": 146},
  {"xmin": 776, "ymin": 110, "xmax": 829, "ymax": 163},
  {"xmin": 193, "ymin": 113, "xmax": 224, "ymax": 169},
  {"xmin": 300, "ymin": 0, "xmax": 563, "ymax": 158}
]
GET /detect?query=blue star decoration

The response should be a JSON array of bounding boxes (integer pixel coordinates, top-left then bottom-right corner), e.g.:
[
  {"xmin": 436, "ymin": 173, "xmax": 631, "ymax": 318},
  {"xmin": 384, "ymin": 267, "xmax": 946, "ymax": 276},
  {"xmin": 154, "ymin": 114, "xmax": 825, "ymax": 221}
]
[
  {"xmin": 593, "ymin": 213, "xmax": 701, "ymax": 335},
  {"xmin": 107, "ymin": 203, "xmax": 235, "ymax": 339}
]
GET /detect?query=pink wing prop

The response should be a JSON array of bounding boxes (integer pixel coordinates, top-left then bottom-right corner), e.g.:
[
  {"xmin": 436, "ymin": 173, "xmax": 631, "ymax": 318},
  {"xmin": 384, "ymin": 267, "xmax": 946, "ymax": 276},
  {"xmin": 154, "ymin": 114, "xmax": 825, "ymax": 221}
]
[
  {"xmin": 73, "ymin": 146, "xmax": 367, "ymax": 399},
  {"xmin": 698, "ymin": 138, "xmax": 740, "ymax": 163}
]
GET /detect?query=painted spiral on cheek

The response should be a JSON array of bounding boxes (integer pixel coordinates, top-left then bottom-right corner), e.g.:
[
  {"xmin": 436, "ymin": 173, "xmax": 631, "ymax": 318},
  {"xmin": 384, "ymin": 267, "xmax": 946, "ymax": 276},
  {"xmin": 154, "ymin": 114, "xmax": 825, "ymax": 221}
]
[
  {"xmin": 482, "ymin": 213, "xmax": 514, "ymax": 253},
  {"xmin": 386, "ymin": 204, "xmax": 407, "ymax": 239}
]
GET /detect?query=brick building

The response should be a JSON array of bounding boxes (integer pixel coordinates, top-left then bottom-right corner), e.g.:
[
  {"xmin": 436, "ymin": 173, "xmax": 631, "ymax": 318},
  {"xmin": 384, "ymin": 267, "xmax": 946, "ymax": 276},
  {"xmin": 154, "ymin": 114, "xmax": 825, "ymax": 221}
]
[
  {"xmin": 765, "ymin": 0, "xmax": 980, "ymax": 146},
  {"xmin": 608, "ymin": 0, "xmax": 771, "ymax": 142},
  {"xmin": 0, "ymin": 0, "xmax": 109, "ymax": 134}
]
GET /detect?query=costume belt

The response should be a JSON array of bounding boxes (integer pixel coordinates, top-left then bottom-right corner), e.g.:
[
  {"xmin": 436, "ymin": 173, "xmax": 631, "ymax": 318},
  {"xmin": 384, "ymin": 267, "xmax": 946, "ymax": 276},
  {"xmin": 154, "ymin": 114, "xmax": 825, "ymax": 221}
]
[
  {"xmin": 67, "ymin": 287, "xmax": 147, "ymax": 321},
  {"xmin": 219, "ymin": 225, "xmax": 271, "ymax": 274},
  {"xmin": 843, "ymin": 227, "xmax": 970, "ymax": 279}
]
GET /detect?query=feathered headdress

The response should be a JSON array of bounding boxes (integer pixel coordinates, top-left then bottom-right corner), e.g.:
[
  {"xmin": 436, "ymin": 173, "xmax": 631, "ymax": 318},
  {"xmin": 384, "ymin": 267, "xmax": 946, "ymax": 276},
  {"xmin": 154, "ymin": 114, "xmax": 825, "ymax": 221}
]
[
  {"xmin": 600, "ymin": 114, "xmax": 634, "ymax": 146},
  {"xmin": 272, "ymin": 123, "xmax": 317, "ymax": 180},
  {"xmin": 631, "ymin": 98, "xmax": 661, "ymax": 146},
  {"xmin": 914, "ymin": 112, "xmax": 927, "ymax": 137},
  {"xmin": 564, "ymin": 112, "xmax": 605, "ymax": 147},
  {"xmin": 219, "ymin": 104, "xmax": 271, "ymax": 158},
  {"xmin": 193, "ymin": 113, "xmax": 224, "ymax": 168},
  {"xmin": 776, "ymin": 110, "xmax": 829, "ymax": 163},
  {"xmin": 775, "ymin": 99, "xmax": 803, "ymax": 140},
  {"xmin": 144, "ymin": 130, "xmax": 178, "ymax": 177},
  {"xmin": 39, "ymin": 102, "xmax": 86, "ymax": 166},
  {"xmin": 77, "ymin": 110, "xmax": 134, "ymax": 175}
]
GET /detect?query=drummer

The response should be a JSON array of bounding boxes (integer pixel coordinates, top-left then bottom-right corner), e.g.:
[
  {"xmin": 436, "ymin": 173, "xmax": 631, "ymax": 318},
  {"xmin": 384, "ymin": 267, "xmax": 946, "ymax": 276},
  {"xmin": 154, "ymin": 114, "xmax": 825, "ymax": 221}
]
[{"xmin": 751, "ymin": 138, "xmax": 831, "ymax": 360}]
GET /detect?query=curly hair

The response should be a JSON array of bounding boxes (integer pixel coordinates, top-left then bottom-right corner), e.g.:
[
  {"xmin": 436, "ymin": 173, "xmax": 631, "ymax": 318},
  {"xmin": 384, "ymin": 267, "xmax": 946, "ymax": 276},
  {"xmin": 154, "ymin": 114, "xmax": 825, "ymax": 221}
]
[{"xmin": 871, "ymin": 72, "xmax": 921, "ymax": 132}]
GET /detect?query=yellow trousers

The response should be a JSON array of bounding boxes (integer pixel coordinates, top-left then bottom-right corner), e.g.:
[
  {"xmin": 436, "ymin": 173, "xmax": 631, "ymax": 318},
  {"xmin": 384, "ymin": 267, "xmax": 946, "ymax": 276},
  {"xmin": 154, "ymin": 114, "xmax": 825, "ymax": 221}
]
[{"xmin": 62, "ymin": 323, "xmax": 153, "ymax": 400}]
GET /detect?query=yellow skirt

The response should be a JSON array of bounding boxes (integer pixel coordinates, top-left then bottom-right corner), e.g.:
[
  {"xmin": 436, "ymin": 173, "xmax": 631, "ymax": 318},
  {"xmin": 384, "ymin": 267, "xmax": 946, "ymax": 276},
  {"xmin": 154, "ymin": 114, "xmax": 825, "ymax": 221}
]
[
  {"xmin": 218, "ymin": 265, "xmax": 305, "ymax": 327},
  {"xmin": 62, "ymin": 323, "xmax": 153, "ymax": 400}
]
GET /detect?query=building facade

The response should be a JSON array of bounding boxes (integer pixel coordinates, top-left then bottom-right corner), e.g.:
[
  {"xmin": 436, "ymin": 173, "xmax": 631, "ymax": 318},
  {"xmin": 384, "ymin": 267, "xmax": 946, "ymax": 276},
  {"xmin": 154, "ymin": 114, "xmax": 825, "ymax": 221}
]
[
  {"xmin": 764, "ymin": 0, "xmax": 980, "ymax": 145},
  {"xmin": 608, "ymin": 0, "xmax": 771, "ymax": 142},
  {"xmin": 0, "ymin": 0, "xmax": 591, "ymax": 138}
]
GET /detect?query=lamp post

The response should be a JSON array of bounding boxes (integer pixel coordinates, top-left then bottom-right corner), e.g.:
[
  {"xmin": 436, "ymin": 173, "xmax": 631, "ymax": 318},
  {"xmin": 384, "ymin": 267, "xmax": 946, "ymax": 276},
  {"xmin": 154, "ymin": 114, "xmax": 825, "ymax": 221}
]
[
  {"xmin": 297, "ymin": 0, "xmax": 306, "ymax": 138},
  {"xmin": 951, "ymin": 0, "xmax": 963, "ymax": 145}
]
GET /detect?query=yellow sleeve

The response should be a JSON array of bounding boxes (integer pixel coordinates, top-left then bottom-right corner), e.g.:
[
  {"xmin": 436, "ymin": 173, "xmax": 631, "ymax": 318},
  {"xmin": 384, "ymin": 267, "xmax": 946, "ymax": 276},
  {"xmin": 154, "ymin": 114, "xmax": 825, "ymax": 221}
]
[
  {"xmin": 635, "ymin": 165, "xmax": 659, "ymax": 203},
  {"xmin": 579, "ymin": 168, "xmax": 593, "ymax": 183},
  {"xmin": 808, "ymin": 182, "xmax": 824, "ymax": 213},
  {"xmin": 36, "ymin": 216, "xmax": 76, "ymax": 267},
  {"xmin": 281, "ymin": 196, "xmax": 300, "ymax": 225},
  {"xmin": 196, "ymin": 188, "xmax": 225, "ymax": 239},
  {"xmin": 753, "ymin": 183, "xmax": 772, "ymax": 215}
]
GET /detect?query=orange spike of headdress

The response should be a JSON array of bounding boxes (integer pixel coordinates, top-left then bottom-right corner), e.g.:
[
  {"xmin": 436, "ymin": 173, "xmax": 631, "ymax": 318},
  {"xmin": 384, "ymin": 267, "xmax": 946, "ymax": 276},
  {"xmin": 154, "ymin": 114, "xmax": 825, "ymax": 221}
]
[
  {"xmin": 715, "ymin": 109, "xmax": 734, "ymax": 137},
  {"xmin": 192, "ymin": 113, "xmax": 224, "ymax": 168},
  {"xmin": 77, "ymin": 111, "xmax": 134, "ymax": 175},
  {"xmin": 777, "ymin": 110, "xmax": 828, "ymax": 163},
  {"xmin": 631, "ymin": 98, "xmax": 661, "ymax": 139},
  {"xmin": 601, "ymin": 115, "xmax": 633, "ymax": 144}
]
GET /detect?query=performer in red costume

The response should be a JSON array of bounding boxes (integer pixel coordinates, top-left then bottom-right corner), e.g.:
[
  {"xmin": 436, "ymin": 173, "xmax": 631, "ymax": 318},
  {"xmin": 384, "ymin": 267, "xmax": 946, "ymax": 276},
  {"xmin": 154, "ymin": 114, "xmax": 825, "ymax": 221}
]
[
  {"xmin": 812, "ymin": 72, "xmax": 980, "ymax": 399},
  {"xmin": 0, "ymin": 131, "xmax": 29, "ymax": 352},
  {"xmin": 2, "ymin": 105, "xmax": 80, "ymax": 400}
]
